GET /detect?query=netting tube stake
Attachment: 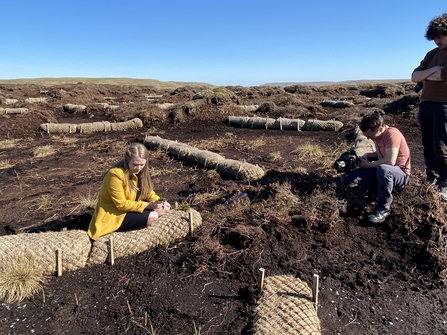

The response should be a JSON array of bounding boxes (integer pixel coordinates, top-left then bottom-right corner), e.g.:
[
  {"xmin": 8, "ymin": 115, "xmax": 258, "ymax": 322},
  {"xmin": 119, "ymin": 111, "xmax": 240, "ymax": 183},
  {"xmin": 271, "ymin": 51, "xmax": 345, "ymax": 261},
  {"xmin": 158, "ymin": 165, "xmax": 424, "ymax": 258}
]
[
  {"xmin": 109, "ymin": 237, "xmax": 115, "ymax": 266},
  {"xmin": 312, "ymin": 274, "xmax": 319, "ymax": 311},
  {"xmin": 188, "ymin": 211, "xmax": 194, "ymax": 235},
  {"xmin": 257, "ymin": 267, "xmax": 265, "ymax": 294},
  {"xmin": 56, "ymin": 249, "xmax": 63, "ymax": 277}
]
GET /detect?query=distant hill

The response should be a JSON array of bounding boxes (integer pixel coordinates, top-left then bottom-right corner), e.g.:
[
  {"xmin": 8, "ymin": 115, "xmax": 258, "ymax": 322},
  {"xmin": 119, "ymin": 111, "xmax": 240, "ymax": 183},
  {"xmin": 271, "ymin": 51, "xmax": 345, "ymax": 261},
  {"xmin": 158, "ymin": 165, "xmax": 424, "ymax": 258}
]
[
  {"xmin": 0, "ymin": 77, "xmax": 413, "ymax": 89},
  {"xmin": 262, "ymin": 79, "xmax": 411, "ymax": 87},
  {"xmin": 0, "ymin": 77, "xmax": 214, "ymax": 90}
]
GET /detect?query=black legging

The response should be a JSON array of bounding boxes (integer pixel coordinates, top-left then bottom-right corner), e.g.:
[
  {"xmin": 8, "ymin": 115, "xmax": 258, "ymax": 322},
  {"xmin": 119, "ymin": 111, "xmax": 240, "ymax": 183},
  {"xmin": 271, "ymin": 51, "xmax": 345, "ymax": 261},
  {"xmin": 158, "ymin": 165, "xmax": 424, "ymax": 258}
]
[{"xmin": 116, "ymin": 209, "xmax": 152, "ymax": 232}]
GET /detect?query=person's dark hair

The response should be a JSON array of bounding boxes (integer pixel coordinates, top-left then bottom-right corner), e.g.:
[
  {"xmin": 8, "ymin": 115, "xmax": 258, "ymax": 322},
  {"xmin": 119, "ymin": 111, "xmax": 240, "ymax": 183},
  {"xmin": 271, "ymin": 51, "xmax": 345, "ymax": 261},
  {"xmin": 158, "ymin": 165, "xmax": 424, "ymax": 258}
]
[
  {"xmin": 360, "ymin": 112, "xmax": 383, "ymax": 133},
  {"xmin": 425, "ymin": 13, "xmax": 447, "ymax": 40}
]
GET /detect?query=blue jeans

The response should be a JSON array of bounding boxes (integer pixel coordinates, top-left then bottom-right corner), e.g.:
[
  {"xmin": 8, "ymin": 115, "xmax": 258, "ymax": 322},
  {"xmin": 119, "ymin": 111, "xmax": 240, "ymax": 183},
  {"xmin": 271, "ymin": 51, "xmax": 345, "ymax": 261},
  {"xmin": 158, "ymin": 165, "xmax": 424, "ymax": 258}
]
[
  {"xmin": 418, "ymin": 101, "xmax": 447, "ymax": 182},
  {"xmin": 343, "ymin": 164, "xmax": 409, "ymax": 211}
]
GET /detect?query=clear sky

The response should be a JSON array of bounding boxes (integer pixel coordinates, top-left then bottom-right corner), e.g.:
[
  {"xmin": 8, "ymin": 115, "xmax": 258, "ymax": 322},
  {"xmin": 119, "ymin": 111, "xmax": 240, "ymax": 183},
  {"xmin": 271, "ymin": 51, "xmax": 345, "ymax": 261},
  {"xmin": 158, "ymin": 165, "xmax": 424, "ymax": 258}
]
[{"xmin": 1, "ymin": 1, "xmax": 447, "ymax": 86}]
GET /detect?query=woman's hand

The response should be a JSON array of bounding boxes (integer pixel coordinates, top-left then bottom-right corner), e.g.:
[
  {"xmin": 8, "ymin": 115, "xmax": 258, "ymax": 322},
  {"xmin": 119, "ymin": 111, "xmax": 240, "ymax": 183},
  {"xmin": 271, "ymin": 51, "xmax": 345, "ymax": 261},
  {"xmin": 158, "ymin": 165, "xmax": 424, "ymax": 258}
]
[
  {"xmin": 154, "ymin": 201, "xmax": 171, "ymax": 216},
  {"xmin": 145, "ymin": 202, "xmax": 160, "ymax": 210},
  {"xmin": 160, "ymin": 201, "xmax": 171, "ymax": 210},
  {"xmin": 146, "ymin": 201, "xmax": 171, "ymax": 212}
]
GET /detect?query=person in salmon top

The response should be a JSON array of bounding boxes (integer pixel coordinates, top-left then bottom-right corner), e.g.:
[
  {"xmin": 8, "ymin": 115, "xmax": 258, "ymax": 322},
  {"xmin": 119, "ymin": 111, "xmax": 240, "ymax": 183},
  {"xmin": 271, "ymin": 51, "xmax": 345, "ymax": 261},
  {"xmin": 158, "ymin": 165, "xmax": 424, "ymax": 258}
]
[
  {"xmin": 87, "ymin": 142, "xmax": 170, "ymax": 240},
  {"xmin": 342, "ymin": 112, "xmax": 411, "ymax": 224}
]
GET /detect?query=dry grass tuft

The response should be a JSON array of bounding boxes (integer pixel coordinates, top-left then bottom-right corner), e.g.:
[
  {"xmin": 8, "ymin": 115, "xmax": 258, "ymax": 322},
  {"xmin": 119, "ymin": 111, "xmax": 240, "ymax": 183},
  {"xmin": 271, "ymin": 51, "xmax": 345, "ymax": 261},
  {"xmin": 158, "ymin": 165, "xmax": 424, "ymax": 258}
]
[
  {"xmin": 38, "ymin": 194, "xmax": 53, "ymax": 210},
  {"xmin": 0, "ymin": 160, "xmax": 14, "ymax": 169},
  {"xmin": 33, "ymin": 145, "xmax": 55, "ymax": 158},
  {"xmin": 51, "ymin": 135, "xmax": 78, "ymax": 145},
  {"xmin": 240, "ymin": 138, "xmax": 266, "ymax": 150},
  {"xmin": 293, "ymin": 166, "xmax": 308, "ymax": 174},
  {"xmin": 188, "ymin": 189, "xmax": 225, "ymax": 206},
  {"xmin": 268, "ymin": 151, "xmax": 282, "ymax": 162},
  {"xmin": 0, "ymin": 139, "xmax": 16, "ymax": 149},
  {"xmin": 77, "ymin": 193, "xmax": 97, "ymax": 211},
  {"xmin": 290, "ymin": 142, "xmax": 323, "ymax": 160},
  {"xmin": 291, "ymin": 188, "xmax": 341, "ymax": 232},
  {"xmin": 0, "ymin": 255, "xmax": 46, "ymax": 303}
]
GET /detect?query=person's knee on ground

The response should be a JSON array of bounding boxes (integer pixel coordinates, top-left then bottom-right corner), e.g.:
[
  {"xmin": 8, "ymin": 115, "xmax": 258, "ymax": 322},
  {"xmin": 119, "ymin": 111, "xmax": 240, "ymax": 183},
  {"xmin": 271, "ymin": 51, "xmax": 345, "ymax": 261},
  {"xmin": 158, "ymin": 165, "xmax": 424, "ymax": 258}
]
[{"xmin": 147, "ymin": 211, "xmax": 159, "ymax": 226}]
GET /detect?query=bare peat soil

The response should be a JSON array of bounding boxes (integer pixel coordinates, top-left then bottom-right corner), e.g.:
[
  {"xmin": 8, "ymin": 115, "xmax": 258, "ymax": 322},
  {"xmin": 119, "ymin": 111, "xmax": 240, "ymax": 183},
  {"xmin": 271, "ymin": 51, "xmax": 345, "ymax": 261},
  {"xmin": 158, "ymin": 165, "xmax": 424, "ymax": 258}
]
[{"xmin": 0, "ymin": 81, "xmax": 447, "ymax": 335}]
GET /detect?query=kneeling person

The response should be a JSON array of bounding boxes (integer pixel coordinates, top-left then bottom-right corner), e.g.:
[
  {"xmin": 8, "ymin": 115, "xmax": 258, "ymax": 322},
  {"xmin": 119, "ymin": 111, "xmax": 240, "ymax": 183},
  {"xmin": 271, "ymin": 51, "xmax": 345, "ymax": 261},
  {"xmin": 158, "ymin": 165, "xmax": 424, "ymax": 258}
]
[
  {"xmin": 342, "ymin": 112, "xmax": 411, "ymax": 224},
  {"xmin": 88, "ymin": 142, "xmax": 170, "ymax": 240}
]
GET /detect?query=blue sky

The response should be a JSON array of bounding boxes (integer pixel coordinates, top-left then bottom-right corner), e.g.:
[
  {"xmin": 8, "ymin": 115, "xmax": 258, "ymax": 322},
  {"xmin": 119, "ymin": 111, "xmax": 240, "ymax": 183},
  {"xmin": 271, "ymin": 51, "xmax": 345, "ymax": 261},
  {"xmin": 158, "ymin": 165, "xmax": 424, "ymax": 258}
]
[{"xmin": 1, "ymin": 1, "xmax": 447, "ymax": 86}]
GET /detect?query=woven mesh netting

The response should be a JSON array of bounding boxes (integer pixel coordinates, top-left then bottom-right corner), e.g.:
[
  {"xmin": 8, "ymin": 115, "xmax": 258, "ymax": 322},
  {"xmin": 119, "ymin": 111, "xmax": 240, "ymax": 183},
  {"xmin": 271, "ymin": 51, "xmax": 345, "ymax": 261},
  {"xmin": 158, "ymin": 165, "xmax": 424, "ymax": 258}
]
[
  {"xmin": 0, "ymin": 208, "xmax": 202, "ymax": 276},
  {"xmin": 2, "ymin": 98, "xmax": 18, "ymax": 105},
  {"xmin": 227, "ymin": 116, "xmax": 306, "ymax": 130},
  {"xmin": 302, "ymin": 119, "xmax": 343, "ymax": 131},
  {"xmin": 0, "ymin": 108, "xmax": 29, "ymax": 115},
  {"xmin": 39, "ymin": 117, "xmax": 143, "ymax": 134},
  {"xmin": 0, "ymin": 230, "xmax": 91, "ymax": 276},
  {"xmin": 352, "ymin": 125, "xmax": 375, "ymax": 156},
  {"xmin": 110, "ymin": 118, "xmax": 143, "ymax": 131},
  {"xmin": 144, "ymin": 135, "xmax": 265, "ymax": 180},
  {"xmin": 77, "ymin": 121, "xmax": 111, "ymax": 133},
  {"xmin": 63, "ymin": 104, "xmax": 87, "ymax": 113},
  {"xmin": 87, "ymin": 208, "xmax": 202, "ymax": 265},
  {"xmin": 39, "ymin": 123, "xmax": 78, "ymax": 133},
  {"xmin": 25, "ymin": 97, "xmax": 47, "ymax": 103},
  {"xmin": 253, "ymin": 275, "xmax": 321, "ymax": 335},
  {"xmin": 227, "ymin": 116, "xmax": 342, "ymax": 131}
]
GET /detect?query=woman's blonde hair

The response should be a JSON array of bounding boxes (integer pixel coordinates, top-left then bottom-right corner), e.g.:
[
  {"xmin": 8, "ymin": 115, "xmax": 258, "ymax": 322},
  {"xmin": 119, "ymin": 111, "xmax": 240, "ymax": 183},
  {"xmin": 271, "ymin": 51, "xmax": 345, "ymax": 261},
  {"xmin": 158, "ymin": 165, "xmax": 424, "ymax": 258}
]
[{"xmin": 112, "ymin": 142, "xmax": 154, "ymax": 200}]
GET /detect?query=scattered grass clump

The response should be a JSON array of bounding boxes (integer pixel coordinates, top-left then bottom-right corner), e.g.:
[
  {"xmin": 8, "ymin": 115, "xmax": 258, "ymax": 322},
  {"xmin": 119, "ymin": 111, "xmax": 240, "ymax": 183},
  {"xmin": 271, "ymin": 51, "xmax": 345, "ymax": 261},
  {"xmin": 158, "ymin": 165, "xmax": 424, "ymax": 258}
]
[
  {"xmin": 51, "ymin": 135, "xmax": 78, "ymax": 145},
  {"xmin": 33, "ymin": 145, "xmax": 55, "ymax": 158},
  {"xmin": 188, "ymin": 189, "xmax": 225, "ymax": 206},
  {"xmin": 38, "ymin": 195, "xmax": 53, "ymax": 210},
  {"xmin": 77, "ymin": 193, "xmax": 97, "ymax": 211},
  {"xmin": 0, "ymin": 255, "xmax": 46, "ymax": 304},
  {"xmin": 268, "ymin": 151, "xmax": 282, "ymax": 162},
  {"xmin": 0, "ymin": 160, "xmax": 13, "ymax": 169},
  {"xmin": 290, "ymin": 142, "xmax": 323, "ymax": 160},
  {"xmin": 0, "ymin": 139, "xmax": 16, "ymax": 149}
]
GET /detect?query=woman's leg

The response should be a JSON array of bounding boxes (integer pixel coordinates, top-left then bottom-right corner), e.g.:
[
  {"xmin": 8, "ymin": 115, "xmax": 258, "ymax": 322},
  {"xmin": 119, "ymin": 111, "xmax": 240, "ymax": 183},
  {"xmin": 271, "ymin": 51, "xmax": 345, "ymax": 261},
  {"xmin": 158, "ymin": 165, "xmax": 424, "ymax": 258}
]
[
  {"xmin": 147, "ymin": 211, "xmax": 159, "ymax": 225},
  {"xmin": 119, "ymin": 208, "xmax": 163, "ymax": 231}
]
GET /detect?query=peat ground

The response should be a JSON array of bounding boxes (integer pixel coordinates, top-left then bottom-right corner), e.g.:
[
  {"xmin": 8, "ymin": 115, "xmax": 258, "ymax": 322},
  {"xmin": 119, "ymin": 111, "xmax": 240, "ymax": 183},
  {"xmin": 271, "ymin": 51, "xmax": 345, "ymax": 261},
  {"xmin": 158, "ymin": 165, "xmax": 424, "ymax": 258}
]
[{"xmin": 0, "ymin": 80, "xmax": 446, "ymax": 334}]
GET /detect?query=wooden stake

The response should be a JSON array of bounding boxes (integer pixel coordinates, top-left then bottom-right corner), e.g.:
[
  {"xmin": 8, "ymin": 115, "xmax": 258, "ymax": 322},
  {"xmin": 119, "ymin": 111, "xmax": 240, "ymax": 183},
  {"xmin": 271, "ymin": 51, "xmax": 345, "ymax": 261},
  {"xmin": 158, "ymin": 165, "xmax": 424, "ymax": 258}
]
[
  {"xmin": 175, "ymin": 201, "xmax": 179, "ymax": 209},
  {"xmin": 312, "ymin": 274, "xmax": 319, "ymax": 311},
  {"xmin": 279, "ymin": 117, "xmax": 282, "ymax": 130},
  {"xmin": 257, "ymin": 268, "xmax": 265, "ymax": 294},
  {"xmin": 56, "ymin": 249, "xmax": 63, "ymax": 276},
  {"xmin": 144, "ymin": 311, "xmax": 148, "ymax": 326},
  {"xmin": 109, "ymin": 237, "xmax": 115, "ymax": 266},
  {"xmin": 188, "ymin": 211, "xmax": 194, "ymax": 235}
]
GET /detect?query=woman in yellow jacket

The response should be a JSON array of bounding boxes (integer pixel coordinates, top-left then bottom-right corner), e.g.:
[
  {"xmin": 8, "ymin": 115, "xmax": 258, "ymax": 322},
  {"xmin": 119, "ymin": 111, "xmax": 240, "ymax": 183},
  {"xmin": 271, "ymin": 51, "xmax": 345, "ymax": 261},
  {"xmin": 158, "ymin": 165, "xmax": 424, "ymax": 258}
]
[{"xmin": 88, "ymin": 142, "xmax": 170, "ymax": 240}]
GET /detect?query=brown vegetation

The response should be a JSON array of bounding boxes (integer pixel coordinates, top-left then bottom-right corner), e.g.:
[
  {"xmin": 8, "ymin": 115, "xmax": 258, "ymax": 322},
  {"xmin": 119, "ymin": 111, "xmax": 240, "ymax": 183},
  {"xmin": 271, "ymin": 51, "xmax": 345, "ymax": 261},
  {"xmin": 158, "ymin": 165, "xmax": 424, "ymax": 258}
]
[{"xmin": 0, "ymin": 79, "xmax": 446, "ymax": 334}]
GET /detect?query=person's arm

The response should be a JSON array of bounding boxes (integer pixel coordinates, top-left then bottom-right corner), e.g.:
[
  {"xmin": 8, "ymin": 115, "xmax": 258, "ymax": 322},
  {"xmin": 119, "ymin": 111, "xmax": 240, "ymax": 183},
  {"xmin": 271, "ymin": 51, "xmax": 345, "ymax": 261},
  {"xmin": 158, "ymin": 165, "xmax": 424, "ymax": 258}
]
[
  {"xmin": 425, "ymin": 65, "xmax": 447, "ymax": 81},
  {"xmin": 143, "ymin": 191, "xmax": 162, "ymax": 210},
  {"xmin": 360, "ymin": 147, "xmax": 398, "ymax": 169},
  {"xmin": 106, "ymin": 169, "xmax": 148, "ymax": 212},
  {"xmin": 362, "ymin": 152, "xmax": 378, "ymax": 160},
  {"xmin": 411, "ymin": 66, "xmax": 445, "ymax": 82}
]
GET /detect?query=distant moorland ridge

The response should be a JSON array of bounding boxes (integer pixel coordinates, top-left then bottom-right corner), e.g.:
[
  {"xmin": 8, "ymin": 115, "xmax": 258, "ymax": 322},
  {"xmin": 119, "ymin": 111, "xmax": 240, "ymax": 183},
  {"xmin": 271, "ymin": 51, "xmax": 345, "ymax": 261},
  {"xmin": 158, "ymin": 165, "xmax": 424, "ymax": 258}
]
[
  {"xmin": 0, "ymin": 77, "xmax": 411, "ymax": 89},
  {"xmin": 262, "ymin": 79, "xmax": 410, "ymax": 87}
]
